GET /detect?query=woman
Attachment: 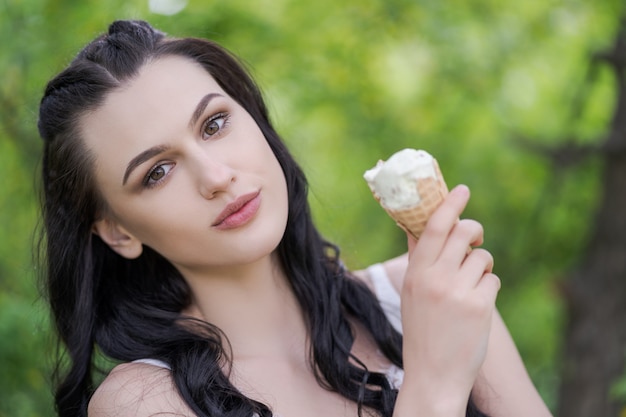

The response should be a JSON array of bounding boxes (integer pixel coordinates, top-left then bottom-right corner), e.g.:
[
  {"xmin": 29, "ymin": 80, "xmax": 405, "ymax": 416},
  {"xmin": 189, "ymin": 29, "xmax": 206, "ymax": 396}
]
[{"xmin": 37, "ymin": 20, "xmax": 551, "ymax": 417}]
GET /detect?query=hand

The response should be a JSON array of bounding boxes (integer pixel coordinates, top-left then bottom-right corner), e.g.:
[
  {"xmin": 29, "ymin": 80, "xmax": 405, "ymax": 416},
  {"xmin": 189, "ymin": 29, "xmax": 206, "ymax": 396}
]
[{"xmin": 398, "ymin": 185, "xmax": 501, "ymax": 415}]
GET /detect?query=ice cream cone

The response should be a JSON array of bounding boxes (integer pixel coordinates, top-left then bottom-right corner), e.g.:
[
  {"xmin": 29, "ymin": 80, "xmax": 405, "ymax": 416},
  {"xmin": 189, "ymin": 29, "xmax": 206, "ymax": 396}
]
[
  {"xmin": 364, "ymin": 149, "xmax": 449, "ymax": 241},
  {"xmin": 379, "ymin": 159, "xmax": 448, "ymax": 240}
]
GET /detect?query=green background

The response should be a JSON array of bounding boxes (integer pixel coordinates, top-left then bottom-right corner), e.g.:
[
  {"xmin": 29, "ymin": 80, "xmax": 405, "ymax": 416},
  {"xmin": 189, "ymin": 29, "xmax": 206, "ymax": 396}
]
[{"xmin": 1, "ymin": 0, "xmax": 623, "ymax": 415}]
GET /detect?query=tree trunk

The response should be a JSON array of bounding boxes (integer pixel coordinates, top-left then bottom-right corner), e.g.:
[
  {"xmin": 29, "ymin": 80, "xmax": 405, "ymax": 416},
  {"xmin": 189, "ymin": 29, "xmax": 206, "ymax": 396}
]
[{"xmin": 557, "ymin": 18, "xmax": 626, "ymax": 417}]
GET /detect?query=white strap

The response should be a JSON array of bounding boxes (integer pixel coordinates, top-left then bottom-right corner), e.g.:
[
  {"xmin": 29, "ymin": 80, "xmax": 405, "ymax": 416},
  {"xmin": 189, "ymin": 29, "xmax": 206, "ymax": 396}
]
[
  {"xmin": 367, "ymin": 263, "xmax": 403, "ymax": 333},
  {"xmin": 132, "ymin": 358, "xmax": 171, "ymax": 370}
]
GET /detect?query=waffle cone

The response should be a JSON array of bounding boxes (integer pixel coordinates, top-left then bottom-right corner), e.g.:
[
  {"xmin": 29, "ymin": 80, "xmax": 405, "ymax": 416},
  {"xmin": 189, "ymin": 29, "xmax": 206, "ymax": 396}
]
[{"xmin": 374, "ymin": 159, "xmax": 448, "ymax": 241}]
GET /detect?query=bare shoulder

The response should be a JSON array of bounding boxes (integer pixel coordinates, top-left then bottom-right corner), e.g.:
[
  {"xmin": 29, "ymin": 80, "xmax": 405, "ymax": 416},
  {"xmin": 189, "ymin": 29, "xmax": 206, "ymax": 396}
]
[{"xmin": 88, "ymin": 362, "xmax": 196, "ymax": 416}]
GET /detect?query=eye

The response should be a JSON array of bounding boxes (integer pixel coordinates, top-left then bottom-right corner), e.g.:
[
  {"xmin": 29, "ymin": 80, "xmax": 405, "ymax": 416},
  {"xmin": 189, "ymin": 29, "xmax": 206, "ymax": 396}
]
[
  {"xmin": 143, "ymin": 162, "xmax": 174, "ymax": 188},
  {"xmin": 202, "ymin": 112, "xmax": 229, "ymax": 139}
]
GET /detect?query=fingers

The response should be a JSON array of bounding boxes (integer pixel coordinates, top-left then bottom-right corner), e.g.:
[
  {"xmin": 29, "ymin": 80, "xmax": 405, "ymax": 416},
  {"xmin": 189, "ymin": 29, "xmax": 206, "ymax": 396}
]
[
  {"xmin": 412, "ymin": 185, "xmax": 470, "ymax": 263},
  {"xmin": 438, "ymin": 219, "xmax": 484, "ymax": 267},
  {"xmin": 476, "ymin": 272, "xmax": 501, "ymax": 305},
  {"xmin": 406, "ymin": 184, "xmax": 498, "ymax": 292},
  {"xmin": 459, "ymin": 248, "xmax": 494, "ymax": 288}
]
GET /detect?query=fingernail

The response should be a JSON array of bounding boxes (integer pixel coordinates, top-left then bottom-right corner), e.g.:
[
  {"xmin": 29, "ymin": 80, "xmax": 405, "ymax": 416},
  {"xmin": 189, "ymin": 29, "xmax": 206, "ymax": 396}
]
[{"xmin": 452, "ymin": 184, "xmax": 470, "ymax": 195}]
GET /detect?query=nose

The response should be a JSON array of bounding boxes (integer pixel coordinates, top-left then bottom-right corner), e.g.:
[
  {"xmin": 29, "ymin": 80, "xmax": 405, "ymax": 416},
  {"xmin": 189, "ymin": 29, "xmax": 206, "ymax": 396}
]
[{"xmin": 194, "ymin": 152, "xmax": 236, "ymax": 200}]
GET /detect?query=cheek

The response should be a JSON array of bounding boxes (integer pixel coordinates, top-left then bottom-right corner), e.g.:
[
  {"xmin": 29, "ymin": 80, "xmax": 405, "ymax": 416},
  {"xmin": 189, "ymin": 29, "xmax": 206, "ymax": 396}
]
[
  {"xmin": 122, "ymin": 209, "xmax": 209, "ymax": 265},
  {"xmin": 270, "ymin": 162, "xmax": 290, "ymax": 234},
  {"xmin": 263, "ymin": 150, "xmax": 289, "ymax": 205},
  {"xmin": 107, "ymin": 196, "xmax": 193, "ymax": 246}
]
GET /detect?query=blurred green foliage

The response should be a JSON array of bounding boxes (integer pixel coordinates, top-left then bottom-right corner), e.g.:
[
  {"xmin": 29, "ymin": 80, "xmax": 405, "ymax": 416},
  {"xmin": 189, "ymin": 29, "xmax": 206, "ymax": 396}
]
[{"xmin": 1, "ymin": 0, "xmax": 624, "ymax": 415}]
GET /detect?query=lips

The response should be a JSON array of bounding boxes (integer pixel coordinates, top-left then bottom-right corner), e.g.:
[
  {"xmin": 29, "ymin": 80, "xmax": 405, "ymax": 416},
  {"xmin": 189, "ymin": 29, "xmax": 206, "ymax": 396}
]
[{"xmin": 211, "ymin": 191, "xmax": 261, "ymax": 229}]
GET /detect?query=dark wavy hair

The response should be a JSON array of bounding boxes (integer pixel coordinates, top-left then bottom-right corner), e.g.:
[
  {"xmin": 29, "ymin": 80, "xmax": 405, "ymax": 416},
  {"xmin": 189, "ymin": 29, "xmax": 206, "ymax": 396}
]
[{"xmin": 37, "ymin": 20, "xmax": 487, "ymax": 417}]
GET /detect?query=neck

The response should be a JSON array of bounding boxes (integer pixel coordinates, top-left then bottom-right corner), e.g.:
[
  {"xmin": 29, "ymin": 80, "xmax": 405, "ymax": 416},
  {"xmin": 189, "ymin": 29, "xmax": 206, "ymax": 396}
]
[{"xmin": 179, "ymin": 253, "xmax": 308, "ymax": 361}]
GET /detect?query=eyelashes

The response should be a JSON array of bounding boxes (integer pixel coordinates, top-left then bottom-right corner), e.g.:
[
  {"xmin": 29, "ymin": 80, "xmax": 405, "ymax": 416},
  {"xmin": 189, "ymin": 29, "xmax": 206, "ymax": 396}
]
[
  {"xmin": 143, "ymin": 161, "xmax": 175, "ymax": 188},
  {"xmin": 201, "ymin": 112, "xmax": 230, "ymax": 140},
  {"xmin": 141, "ymin": 111, "xmax": 231, "ymax": 189}
]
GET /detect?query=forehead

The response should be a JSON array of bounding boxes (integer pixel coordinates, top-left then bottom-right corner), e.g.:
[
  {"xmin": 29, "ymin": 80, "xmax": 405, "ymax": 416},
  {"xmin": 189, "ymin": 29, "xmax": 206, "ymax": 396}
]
[
  {"xmin": 79, "ymin": 56, "xmax": 227, "ymax": 185},
  {"xmin": 89, "ymin": 55, "xmax": 226, "ymax": 125}
]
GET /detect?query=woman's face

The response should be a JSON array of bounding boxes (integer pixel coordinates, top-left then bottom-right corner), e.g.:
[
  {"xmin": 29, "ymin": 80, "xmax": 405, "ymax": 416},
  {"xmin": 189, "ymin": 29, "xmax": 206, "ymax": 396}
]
[{"xmin": 80, "ymin": 56, "xmax": 289, "ymax": 276}]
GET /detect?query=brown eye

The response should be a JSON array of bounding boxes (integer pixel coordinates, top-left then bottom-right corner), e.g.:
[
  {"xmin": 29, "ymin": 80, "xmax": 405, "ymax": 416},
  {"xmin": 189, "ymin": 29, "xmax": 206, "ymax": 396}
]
[
  {"xmin": 149, "ymin": 166, "xmax": 166, "ymax": 181},
  {"xmin": 204, "ymin": 120, "xmax": 220, "ymax": 135},
  {"xmin": 143, "ymin": 163, "xmax": 174, "ymax": 188},
  {"xmin": 202, "ymin": 113, "xmax": 228, "ymax": 139}
]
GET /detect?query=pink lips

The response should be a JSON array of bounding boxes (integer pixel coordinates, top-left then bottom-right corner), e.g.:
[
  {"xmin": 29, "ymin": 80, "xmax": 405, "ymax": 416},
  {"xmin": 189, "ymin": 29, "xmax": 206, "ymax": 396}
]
[{"xmin": 212, "ymin": 191, "xmax": 261, "ymax": 230}]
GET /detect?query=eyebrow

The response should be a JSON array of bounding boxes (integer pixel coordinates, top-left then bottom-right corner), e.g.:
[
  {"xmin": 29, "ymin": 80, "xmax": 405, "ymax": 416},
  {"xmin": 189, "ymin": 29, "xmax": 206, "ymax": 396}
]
[
  {"xmin": 123, "ymin": 145, "xmax": 170, "ymax": 185},
  {"xmin": 189, "ymin": 92, "xmax": 223, "ymax": 129}
]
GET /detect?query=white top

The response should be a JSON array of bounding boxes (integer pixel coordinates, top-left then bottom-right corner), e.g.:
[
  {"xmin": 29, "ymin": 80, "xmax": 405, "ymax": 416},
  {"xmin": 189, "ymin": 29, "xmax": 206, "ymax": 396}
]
[{"xmin": 133, "ymin": 263, "xmax": 405, "ymax": 391}]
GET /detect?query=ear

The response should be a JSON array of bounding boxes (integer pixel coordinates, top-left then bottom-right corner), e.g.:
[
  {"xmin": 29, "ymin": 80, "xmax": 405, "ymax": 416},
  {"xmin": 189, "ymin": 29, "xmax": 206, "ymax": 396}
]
[{"xmin": 92, "ymin": 218, "xmax": 143, "ymax": 259}]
